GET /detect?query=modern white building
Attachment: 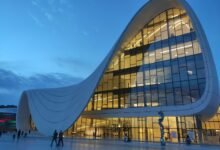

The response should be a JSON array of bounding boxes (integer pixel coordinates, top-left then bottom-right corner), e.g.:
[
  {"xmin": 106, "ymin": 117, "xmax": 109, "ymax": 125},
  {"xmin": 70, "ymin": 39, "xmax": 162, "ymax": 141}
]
[{"xmin": 17, "ymin": 0, "xmax": 220, "ymax": 144}]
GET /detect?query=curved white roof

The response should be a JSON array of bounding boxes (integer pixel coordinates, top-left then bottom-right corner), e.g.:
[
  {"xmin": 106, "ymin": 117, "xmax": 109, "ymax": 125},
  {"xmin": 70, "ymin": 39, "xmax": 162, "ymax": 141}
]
[{"xmin": 16, "ymin": 0, "xmax": 219, "ymax": 136}]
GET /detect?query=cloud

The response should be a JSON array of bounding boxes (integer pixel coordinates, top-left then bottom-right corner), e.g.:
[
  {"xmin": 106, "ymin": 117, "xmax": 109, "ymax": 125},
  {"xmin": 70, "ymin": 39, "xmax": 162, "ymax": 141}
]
[
  {"xmin": 0, "ymin": 69, "xmax": 22, "ymax": 90},
  {"xmin": 59, "ymin": 0, "xmax": 68, "ymax": 5},
  {"xmin": 0, "ymin": 88, "xmax": 11, "ymax": 95},
  {"xmin": 44, "ymin": 12, "xmax": 53, "ymax": 21},
  {"xmin": 30, "ymin": 0, "xmax": 72, "ymax": 25},
  {"xmin": 27, "ymin": 73, "xmax": 82, "ymax": 88},
  {"xmin": 57, "ymin": 8, "xmax": 64, "ymax": 13},
  {"xmin": 31, "ymin": 0, "xmax": 43, "ymax": 11},
  {"xmin": 30, "ymin": 0, "xmax": 54, "ymax": 23},
  {"xmin": 54, "ymin": 57, "xmax": 93, "ymax": 78},
  {"xmin": 82, "ymin": 30, "xmax": 89, "ymax": 36},
  {"xmin": 0, "ymin": 60, "xmax": 28, "ymax": 70},
  {"xmin": 48, "ymin": 0, "xmax": 55, "ymax": 5},
  {"xmin": 0, "ymin": 61, "xmax": 11, "ymax": 68},
  {"xmin": 29, "ymin": 13, "xmax": 44, "ymax": 27},
  {"xmin": 55, "ymin": 57, "xmax": 92, "ymax": 70},
  {"xmin": 0, "ymin": 68, "xmax": 83, "ymax": 105},
  {"xmin": 31, "ymin": 0, "xmax": 38, "ymax": 6}
]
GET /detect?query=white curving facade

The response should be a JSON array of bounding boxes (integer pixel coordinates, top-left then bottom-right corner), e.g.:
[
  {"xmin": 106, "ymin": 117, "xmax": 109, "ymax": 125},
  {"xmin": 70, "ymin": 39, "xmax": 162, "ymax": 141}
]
[{"xmin": 16, "ymin": 0, "xmax": 219, "ymax": 136}]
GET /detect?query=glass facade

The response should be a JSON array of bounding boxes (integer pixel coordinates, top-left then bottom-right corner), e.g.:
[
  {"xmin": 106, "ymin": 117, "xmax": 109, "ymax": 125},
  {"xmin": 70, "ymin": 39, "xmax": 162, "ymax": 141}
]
[
  {"xmin": 84, "ymin": 8, "xmax": 205, "ymax": 111},
  {"xmin": 63, "ymin": 8, "xmax": 219, "ymax": 144},
  {"xmin": 65, "ymin": 108, "xmax": 220, "ymax": 144}
]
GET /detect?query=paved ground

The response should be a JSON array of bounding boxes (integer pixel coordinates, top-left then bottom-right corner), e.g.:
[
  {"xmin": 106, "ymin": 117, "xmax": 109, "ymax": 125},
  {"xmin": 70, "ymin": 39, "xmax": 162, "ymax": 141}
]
[{"xmin": 0, "ymin": 135, "xmax": 220, "ymax": 150}]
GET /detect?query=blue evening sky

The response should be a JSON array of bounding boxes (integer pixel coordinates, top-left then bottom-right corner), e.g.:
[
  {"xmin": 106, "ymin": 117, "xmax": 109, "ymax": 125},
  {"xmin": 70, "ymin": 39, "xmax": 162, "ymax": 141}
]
[{"xmin": 0, "ymin": 0, "xmax": 219, "ymax": 105}]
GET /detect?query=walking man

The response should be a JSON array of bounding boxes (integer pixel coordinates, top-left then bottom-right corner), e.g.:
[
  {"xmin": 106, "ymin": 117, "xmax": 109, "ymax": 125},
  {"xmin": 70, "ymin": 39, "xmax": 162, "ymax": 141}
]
[
  {"xmin": 50, "ymin": 130, "xmax": 58, "ymax": 147},
  {"xmin": 57, "ymin": 130, "xmax": 64, "ymax": 147},
  {"xmin": 17, "ymin": 130, "xmax": 21, "ymax": 140}
]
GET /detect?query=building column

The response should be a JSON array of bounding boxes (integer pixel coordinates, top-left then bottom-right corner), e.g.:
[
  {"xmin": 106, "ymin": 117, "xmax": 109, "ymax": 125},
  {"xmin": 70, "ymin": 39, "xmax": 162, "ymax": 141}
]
[
  {"xmin": 195, "ymin": 116, "xmax": 203, "ymax": 144},
  {"xmin": 176, "ymin": 117, "xmax": 181, "ymax": 143}
]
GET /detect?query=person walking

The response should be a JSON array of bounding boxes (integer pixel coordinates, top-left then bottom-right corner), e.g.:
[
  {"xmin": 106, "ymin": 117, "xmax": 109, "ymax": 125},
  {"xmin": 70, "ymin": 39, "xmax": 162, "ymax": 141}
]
[
  {"xmin": 50, "ymin": 130, "xmax": 58, "ymax": 147},
  {"xmin": 13, "ymin": 133, "xmax": 16, "ymax": 140},
  {"xmin": 57, "ymin": 130, "xmax": 64, "ymax": 147},
  {"xmin": 17, "ymin": 130, "xmax": 21, "ymax": 140},
  {"xmin": 186, "ymin": 134, "xmax": 191, "ymax": 145},
  {"xmin": 124, "ymin": 133, "xmax": 128, "ymax": 142}
]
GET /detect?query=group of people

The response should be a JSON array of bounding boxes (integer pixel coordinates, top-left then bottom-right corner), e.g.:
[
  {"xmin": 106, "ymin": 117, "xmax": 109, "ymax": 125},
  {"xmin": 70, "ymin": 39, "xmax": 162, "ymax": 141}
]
[
  {"xmin": 0, "ymin": 129, "xmax": 29, "ymax": 141},
  {"xmin": 13, "ymin": 129, "xmax": 30, "ymax": 141},
  {"xmin": 16, "ymin": 130, "xmax": 28, "ymax": 140},
  {"xmin": 50, "ymin": 130, "xmax": 64, "ymax": 147}
]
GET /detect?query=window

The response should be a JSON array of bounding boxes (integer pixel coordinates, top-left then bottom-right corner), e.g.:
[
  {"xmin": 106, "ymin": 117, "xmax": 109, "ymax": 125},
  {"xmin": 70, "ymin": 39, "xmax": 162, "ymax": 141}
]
[
  {"xmin": 131, "ymin": 73, "xmax": 137, "ymax": 87},
  {"xmin": 138, "ymin": 92, "xmax": 144, "ymax": 107},
  {"xmin": 88, "ymin": 8, "xmax": 206, "ymax": 111},
  {"xmin": 137, "ymin": 72, "xmax": 144, "ymax": 86},
  {"xmin": 197, "ymin": 68, "xmax": 205, "ymax": 79},
  {"xmin": 131, "ymin": 55, "xmax": 136, "ymax": 67},
  {"xmin": 189, "ymin": 80, "xmax": 198, "ymax": 90},
  {"xmin": 191, "ymin": 90, "xmax": 199, "ymax": 102},
  {"xmin": 125, "ymin": 55, "xmax": 130, "ymax": 68}
]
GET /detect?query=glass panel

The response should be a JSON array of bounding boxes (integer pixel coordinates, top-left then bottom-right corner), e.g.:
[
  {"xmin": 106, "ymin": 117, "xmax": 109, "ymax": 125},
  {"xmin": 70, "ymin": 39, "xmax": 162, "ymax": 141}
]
[
  {"xmin": 72, "ymin": 8, "xmax": 206, "ymax": 119},
  {"xmin": 68, "ymin": 7, "xmax": 213, "ymax": 144}
]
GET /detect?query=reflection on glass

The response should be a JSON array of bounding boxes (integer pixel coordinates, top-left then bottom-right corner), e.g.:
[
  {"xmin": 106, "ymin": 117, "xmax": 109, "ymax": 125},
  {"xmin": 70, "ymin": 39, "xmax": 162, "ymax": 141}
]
[
  {"xmin": 86, "ymin": 8, "xmax": 206, "ymax": 112},
  {"xmin": 68, "ymin": 113, "xmax": 220, "ymax": 144}
]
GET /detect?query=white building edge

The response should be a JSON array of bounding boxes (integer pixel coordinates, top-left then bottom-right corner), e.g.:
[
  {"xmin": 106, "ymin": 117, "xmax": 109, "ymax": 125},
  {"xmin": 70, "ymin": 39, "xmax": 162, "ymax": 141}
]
[{"xmin": 16, "ymin": 0, "xmax": 219, "ymax": 136}]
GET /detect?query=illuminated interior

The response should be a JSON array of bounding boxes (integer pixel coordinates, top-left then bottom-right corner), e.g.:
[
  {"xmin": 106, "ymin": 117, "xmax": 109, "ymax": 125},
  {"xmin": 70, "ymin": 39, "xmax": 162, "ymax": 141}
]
[
  {"xmin": 27, "ymin": 8, "xmax": 219, "ymax": 144},
  {"xmin": 85, "ymin": 8, "xmax": 205, "ymax": 111},
  {"xmin": 67, "ymin": 109, "xmax": 220, "ymax": 143}
]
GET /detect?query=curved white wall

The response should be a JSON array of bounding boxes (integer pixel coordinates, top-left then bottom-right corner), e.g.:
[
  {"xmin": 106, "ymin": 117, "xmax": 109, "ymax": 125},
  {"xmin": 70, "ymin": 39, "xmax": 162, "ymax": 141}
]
[{"xmin": 16, "ymin": 0, "xmax": 219, "ymax": 136}]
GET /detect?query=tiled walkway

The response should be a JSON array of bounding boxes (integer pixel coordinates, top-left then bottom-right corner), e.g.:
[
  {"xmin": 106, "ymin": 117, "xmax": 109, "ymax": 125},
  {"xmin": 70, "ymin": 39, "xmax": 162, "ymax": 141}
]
[{"xmin": 0, "ymin": 135, "xmax": 219, "ymax": 150}]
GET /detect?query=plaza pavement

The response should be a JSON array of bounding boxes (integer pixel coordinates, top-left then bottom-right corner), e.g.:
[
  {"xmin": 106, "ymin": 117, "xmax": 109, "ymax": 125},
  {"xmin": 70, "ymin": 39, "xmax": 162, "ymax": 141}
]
[{"xmin": 0, "ymin": 134, "xmax": 220, "ymax": 150}]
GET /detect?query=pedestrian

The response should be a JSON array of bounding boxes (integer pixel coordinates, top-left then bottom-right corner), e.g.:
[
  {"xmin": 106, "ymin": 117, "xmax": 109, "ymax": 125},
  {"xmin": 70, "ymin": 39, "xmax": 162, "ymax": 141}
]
[
  {"xmin": 186, "ymin": 134, "xmax": 191, "ymax": 145},
  {"xmin": 21, "ymin": 131, "xmax": 24, "ymax": 136},
  {"xmin": 50, "ymin": 130, "xmax": 58, "ymax": 147},
  {"xmin": 57, "ymin": 130, "xmax": 64, "ymax": 147},
  {"xmin": 13, "ymin": 133, "xmax": 16, "ymax": 140},
  {"xmin": 93, "ymin": 131, "xmax": 96, "ymax": 140},
  {"xmin": 17, "ymin": 130, "xmax": 21, "ymax": 140},
  {"xmin": 24, "ymin": 132, "xmax": 27, "ymax": 138},
  {"xmin": 219, "ymin": 135, "xmax": 220, "ymax": 144},
  {"xmin": 124, "ymin": 133, "xmax": 128, "ymax": 142}
]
